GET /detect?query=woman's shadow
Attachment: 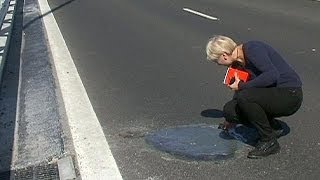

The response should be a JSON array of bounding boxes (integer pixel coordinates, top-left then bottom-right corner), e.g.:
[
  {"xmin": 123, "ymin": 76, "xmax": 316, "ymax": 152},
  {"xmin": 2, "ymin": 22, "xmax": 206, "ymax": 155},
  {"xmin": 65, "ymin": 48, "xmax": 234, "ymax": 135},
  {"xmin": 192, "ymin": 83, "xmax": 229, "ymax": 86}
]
[
  {"xmin": 201, "ymin": 109, "xmax": 225, "ymax": 118},
  {"xmin": 201, "ymin": 109, "xmax": 291, "ymax": 146}
]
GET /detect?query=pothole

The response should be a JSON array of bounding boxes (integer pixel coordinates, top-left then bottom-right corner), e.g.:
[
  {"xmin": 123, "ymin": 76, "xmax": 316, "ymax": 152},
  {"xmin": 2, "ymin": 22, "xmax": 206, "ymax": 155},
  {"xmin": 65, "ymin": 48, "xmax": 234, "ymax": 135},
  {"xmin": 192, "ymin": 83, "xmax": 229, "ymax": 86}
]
[{"xmin": 145, "ymin": 124, "xmax": 259, "ymax": 161}]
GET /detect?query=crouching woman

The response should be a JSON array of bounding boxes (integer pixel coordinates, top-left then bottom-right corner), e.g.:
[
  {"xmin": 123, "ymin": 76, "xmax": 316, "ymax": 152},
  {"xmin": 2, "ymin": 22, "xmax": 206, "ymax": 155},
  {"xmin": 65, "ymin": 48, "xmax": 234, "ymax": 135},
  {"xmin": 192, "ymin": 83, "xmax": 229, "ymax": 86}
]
[{"xmin": 206, "ymin": 35, "xmax": 303, "ymax": 159}]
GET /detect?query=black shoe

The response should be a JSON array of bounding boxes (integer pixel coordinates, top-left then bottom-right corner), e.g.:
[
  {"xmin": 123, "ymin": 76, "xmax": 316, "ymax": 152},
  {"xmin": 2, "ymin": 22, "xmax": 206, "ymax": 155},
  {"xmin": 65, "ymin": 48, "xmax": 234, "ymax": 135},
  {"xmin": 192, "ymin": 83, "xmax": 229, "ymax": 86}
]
[{"xmin": 247, "ymin": 139, "xmax": 280, "ymax": 159}]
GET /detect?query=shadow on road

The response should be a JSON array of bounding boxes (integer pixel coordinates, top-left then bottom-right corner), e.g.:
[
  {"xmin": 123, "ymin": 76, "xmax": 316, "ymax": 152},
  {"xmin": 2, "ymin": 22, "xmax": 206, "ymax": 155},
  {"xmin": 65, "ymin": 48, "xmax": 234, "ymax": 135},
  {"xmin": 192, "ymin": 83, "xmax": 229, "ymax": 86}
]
[
  {"xmin": 219, "ymin": 119, "xmax": 291, "ymax": 146},
  {"xmin": 200, "ymin": 109, "xmax": 291, "ymax": 146},
  {"xmin": 23, "ymin": 0, "xmax": 77, "ymax": 29},
  {"xmin": 200, "ymin": 109, "xmax": 224, "ymax": 118}
]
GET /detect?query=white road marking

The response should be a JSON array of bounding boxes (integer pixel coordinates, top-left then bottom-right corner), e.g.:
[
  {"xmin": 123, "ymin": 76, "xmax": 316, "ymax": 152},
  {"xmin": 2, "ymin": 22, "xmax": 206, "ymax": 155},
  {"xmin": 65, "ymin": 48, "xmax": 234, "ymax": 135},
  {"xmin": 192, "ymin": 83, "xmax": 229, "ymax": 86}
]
[
  {"xmin": 37, "ymin": 0, "xmax": 123, "ymax": 179},
  {"xmin": 183, "ymin": 8, "xmax": 219, "ymax": 21}
]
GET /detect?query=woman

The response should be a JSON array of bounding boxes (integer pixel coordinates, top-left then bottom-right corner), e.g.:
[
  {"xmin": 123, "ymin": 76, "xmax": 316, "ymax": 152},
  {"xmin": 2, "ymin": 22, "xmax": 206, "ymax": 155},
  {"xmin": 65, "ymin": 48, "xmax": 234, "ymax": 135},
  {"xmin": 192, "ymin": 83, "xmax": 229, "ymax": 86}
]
[{"xmin": 206, "ymin": 35, "xmax": 303, "ymax": 159}]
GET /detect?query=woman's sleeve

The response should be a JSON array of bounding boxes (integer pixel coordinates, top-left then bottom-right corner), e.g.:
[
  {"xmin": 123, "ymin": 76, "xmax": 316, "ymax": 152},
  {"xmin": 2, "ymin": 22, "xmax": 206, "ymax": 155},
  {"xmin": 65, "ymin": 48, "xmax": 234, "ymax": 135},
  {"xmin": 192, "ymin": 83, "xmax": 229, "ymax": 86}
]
[{"xmin": 239, "ymin": 44, "xmax": 279, "ymax": 90}]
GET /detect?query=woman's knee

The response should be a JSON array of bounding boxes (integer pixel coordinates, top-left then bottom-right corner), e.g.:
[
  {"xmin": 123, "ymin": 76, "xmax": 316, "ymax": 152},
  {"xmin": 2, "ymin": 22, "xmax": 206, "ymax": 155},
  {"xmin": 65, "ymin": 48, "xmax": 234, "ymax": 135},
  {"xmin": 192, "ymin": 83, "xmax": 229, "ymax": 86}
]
[
  {"xmin": 236, "ymin": 90, "xmax": 251, "ymax": 103},
  {"xmin": 223, "ymin": 101, "xmax": 236, "ymax": 114}
]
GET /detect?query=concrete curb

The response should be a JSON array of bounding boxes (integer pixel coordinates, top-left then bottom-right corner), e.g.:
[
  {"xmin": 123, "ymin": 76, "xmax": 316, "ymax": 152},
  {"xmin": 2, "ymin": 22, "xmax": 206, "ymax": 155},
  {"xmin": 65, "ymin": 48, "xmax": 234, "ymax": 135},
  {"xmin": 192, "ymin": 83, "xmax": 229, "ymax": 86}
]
[{"xmin": 1, "ymin": 0, "xmax": 79, "ymax": 178}]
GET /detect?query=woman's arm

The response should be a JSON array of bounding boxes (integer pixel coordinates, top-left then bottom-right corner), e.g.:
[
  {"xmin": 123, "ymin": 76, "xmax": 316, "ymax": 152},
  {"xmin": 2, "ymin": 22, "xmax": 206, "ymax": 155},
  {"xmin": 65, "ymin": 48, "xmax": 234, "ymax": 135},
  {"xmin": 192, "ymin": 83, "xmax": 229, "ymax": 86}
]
[{"xmin": 239, "ymin": 44, "xmax": 279, "ymax": 90}]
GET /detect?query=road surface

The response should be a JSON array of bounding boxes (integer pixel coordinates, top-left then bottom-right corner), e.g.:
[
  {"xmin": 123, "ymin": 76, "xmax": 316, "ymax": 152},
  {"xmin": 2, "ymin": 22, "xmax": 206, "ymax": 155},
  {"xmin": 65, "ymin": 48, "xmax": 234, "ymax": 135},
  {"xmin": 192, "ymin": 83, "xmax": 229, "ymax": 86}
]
[{"xmin": 46, "ymin": 0, "xmax": 320, "ymax": 179}]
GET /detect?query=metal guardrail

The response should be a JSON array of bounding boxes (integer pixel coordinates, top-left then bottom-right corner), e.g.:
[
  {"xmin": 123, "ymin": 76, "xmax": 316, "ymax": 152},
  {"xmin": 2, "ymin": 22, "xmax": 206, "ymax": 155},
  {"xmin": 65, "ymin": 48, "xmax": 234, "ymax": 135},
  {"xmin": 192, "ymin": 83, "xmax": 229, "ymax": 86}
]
[
  {"xmin": 0, "ymin": 0, "xmax": 10, "ymax": 28},
  {"xmin": 0, "ymin": 0, "xmax": 14, "ymax": 83}
]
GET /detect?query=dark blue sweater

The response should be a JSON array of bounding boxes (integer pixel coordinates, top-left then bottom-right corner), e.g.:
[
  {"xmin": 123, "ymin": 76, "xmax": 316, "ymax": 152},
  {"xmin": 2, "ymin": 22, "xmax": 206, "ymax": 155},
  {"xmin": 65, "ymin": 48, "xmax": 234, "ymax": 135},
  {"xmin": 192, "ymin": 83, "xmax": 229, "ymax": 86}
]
[{"xmin": 238, "ymin": 41, "xmax": 302, "ymax": 90}]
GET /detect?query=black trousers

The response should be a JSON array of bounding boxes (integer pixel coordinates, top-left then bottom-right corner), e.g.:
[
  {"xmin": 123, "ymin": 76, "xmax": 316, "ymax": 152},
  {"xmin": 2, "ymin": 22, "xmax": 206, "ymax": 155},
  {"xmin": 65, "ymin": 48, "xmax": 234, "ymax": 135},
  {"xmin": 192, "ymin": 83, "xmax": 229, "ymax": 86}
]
[{"xmin": 223, "ymin": 87, "xmax": 303, "ymax": 141}]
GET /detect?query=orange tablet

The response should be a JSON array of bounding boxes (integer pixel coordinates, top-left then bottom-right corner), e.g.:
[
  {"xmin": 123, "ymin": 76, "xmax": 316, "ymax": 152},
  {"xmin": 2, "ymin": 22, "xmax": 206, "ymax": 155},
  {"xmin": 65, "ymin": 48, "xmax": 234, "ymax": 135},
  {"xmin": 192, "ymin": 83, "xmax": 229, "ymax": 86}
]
[{"xmin": 223, "ymin": 67, "xmax": 249, "ymax": 85}]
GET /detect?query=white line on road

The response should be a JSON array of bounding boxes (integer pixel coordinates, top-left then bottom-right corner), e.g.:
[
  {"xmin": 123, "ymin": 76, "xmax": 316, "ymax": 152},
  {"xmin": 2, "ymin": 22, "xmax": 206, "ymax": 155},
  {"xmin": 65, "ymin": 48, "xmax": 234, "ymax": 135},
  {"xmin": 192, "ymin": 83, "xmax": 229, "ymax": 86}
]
[
  {"xmin": 37, "ymin": 0, "xmax": 123, "ymax": 179},
  {"xmin": 183, "ymin": 8, "xmax": 219, "ymax": 21}
]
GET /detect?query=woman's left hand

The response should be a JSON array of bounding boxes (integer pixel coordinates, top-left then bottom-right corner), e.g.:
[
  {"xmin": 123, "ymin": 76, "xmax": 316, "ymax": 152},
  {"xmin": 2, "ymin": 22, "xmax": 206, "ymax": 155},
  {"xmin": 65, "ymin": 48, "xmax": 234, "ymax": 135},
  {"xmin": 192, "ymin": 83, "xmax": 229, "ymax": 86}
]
[{"xmin": 228, "ymin": 72, "xmax": 240, "ymax": 91}]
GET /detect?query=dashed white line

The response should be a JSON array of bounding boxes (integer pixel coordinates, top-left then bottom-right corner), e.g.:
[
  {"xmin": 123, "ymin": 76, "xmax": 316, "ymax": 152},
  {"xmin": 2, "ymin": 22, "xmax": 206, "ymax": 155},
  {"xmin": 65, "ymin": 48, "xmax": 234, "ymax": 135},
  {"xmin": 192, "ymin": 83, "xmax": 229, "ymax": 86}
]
[
  {"xmin": 37, "ymin": 0, "xmax": 123, "ymax": 179},
  {"xmin": 183, "ymin": 8, "xmax": 219, "ymax": 21}
]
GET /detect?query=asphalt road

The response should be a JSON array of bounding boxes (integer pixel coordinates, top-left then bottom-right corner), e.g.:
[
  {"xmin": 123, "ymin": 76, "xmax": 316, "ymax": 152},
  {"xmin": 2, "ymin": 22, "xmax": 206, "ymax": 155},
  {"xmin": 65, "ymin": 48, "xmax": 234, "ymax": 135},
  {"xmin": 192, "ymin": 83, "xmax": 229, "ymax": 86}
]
[{"xmin": 47, "ymin": 0, "xmax": 320, "ymax": 179}]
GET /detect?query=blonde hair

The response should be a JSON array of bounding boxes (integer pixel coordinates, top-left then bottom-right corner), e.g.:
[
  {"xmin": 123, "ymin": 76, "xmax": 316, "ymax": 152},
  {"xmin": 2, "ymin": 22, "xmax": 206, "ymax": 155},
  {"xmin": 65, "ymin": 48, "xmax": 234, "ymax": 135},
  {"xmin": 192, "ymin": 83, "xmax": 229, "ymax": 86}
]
[{"xmin": 206, "ymin": 35, "xmax": 237, "ymax": 61}]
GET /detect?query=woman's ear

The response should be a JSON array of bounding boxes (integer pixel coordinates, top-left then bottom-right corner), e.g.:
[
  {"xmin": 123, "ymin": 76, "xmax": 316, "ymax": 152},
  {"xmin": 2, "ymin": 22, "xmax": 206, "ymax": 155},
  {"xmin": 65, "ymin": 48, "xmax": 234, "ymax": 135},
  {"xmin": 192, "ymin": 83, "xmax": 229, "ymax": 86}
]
[{"xmin": 222, "ymin": 53, "xmax": 228, "ymax": 61}]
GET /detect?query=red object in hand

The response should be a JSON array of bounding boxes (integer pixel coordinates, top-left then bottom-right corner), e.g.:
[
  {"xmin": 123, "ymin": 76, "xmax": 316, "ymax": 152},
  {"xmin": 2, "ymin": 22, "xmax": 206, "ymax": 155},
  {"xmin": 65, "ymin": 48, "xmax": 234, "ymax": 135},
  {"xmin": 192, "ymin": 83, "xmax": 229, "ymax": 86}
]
[{"xmin": 223, "ymin": 67, "xmax": 249, "ymax": 85}]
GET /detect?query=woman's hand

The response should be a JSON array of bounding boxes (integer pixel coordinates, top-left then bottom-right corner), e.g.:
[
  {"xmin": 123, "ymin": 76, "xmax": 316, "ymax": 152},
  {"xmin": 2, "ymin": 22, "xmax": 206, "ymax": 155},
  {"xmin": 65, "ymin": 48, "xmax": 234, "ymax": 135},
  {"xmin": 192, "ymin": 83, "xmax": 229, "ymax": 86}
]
[
  {"xmin": 228, "ymin": 72, "xmax": 240, "ymax": 91},
  {"xmin": 218, "ymin": 120, "xmax": 237, "ymax": 131}
]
